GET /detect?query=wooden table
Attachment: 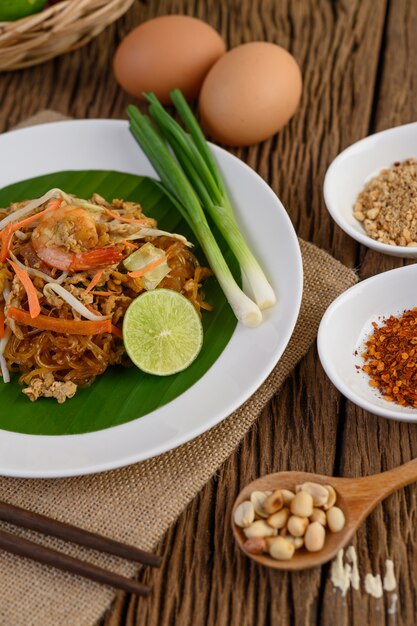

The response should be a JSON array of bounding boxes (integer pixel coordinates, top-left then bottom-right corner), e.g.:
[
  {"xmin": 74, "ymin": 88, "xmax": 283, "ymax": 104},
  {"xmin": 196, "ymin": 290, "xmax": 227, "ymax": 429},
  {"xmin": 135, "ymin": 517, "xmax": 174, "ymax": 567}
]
[{"xmin": 1, "ymin": 1, "xmax": 416, "ymax": 624}]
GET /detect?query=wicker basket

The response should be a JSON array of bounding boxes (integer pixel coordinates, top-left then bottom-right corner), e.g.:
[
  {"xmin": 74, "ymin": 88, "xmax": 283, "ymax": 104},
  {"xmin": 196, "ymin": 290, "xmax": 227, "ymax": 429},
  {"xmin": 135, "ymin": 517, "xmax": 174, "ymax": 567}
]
[{"xmin": 0, "ymin": 0, "xmax": 135, "ymax": 71}]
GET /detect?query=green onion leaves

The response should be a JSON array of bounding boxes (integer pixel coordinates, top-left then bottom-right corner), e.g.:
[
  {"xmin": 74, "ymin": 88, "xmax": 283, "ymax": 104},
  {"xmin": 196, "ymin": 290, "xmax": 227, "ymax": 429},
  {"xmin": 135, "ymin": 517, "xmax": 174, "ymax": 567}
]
[{"xmin": 127, "ymin": 90, "xmax": 276, "ymax": 327}]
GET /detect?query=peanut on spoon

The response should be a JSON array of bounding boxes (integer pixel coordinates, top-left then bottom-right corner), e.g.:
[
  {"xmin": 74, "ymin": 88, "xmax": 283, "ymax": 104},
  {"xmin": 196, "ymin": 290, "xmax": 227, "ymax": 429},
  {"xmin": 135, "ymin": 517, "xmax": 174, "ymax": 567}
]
[{"xmin": 232, "ymin": 461, "xmax": 417, "ymax": 570}]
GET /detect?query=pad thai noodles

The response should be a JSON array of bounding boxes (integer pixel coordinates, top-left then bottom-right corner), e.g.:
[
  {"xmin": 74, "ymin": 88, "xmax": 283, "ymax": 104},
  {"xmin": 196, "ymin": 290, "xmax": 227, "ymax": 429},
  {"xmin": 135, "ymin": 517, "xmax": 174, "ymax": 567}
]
[{"xmin": 0, "ymin": 189, "xmax": 212, "ymax": 403}]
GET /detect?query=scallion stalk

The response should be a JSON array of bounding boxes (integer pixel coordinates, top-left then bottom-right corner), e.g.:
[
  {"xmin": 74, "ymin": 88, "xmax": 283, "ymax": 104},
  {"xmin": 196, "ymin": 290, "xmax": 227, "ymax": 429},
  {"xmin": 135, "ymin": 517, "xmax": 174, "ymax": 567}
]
[
  {"xmin": 154, "ymin": 89, "xmax": 276, "ymax": 310},
  {"xmin": 127, "ymin": 105, "xmax": 262, "ymax": 327}
]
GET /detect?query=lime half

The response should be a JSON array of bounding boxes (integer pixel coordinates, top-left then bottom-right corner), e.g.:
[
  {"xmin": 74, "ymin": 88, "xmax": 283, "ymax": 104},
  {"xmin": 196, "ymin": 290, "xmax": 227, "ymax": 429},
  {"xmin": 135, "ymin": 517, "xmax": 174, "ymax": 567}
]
[
  {"xmin": 123, "ymin": 289, "xmax": 203, "ymax": 376},
  {"xmin": 0, "ymin": 0, "xmax": 47, "ymax": 21}
]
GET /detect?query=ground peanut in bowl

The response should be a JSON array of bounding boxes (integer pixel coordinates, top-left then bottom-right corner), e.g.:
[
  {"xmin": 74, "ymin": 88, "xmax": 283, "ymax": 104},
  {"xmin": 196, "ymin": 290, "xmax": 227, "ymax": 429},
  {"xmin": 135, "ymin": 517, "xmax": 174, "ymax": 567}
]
[{"xmin": 353, "ymin": 158, "xmax": 417, "ymax": 247}]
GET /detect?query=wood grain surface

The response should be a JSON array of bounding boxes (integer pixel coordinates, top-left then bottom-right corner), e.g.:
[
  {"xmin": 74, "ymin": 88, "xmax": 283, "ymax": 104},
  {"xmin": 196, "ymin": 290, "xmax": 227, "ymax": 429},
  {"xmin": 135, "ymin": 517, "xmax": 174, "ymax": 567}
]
[{"xmin": 1, "ymin": 0, "xmax": 416, "ymax": 624}]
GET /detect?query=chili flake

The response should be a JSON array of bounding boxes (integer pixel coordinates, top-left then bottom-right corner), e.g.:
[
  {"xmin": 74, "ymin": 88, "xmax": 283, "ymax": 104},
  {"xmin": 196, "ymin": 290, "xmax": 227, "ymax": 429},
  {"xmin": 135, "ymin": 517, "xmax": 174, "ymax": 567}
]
[{"xmin": 361, "ymin": 308, "xmax": 417, "ymax": 408}]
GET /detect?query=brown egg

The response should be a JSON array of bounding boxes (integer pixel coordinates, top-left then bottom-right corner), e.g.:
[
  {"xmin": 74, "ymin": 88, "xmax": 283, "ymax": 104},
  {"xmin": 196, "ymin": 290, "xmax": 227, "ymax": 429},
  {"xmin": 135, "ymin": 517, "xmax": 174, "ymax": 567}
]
[
  {"xmin": 113, "ymin": 15, "xmax": 225, "ymax": 104},
  {"xmin": 199, "ymin": 42, "xmax": 302, "ymax": 146}
]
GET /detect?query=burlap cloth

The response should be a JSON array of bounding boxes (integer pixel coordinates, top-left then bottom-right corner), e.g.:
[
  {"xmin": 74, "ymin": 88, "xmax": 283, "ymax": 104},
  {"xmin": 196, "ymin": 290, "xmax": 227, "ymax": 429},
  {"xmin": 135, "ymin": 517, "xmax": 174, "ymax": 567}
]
[{"xmin": 0, "ymin": 112, "xmax": 357, "ymax": 626}]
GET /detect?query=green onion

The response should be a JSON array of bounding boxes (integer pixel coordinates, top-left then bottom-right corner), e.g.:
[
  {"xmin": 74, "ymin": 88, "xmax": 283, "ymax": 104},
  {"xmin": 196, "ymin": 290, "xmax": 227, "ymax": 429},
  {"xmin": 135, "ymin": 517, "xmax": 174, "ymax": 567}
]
[
  {"xmin": 146, "ymin": 89, "xmax": 276, "ymax": 310},
  {"xmin": 127, "ymin": 105, "xmax": 262, "ymax": 327}
]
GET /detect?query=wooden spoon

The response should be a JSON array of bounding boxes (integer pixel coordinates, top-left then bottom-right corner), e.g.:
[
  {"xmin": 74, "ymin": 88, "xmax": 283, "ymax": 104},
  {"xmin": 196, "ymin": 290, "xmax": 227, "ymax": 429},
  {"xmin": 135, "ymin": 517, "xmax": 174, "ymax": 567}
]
[{"xmin": 232, "ymin": 459, "xmax": 417, "ymax": 570}]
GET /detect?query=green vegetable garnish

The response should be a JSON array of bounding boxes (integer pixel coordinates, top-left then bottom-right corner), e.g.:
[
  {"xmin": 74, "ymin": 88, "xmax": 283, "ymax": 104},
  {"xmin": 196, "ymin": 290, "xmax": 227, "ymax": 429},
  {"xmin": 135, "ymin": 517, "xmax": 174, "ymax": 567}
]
[
  {"xmin": 149, "ymin": 89, "xmax": 276, "ymax": 311},
  {"xmin": 127, "ymin": 97, "xmax": 264, "ymax": 327}
]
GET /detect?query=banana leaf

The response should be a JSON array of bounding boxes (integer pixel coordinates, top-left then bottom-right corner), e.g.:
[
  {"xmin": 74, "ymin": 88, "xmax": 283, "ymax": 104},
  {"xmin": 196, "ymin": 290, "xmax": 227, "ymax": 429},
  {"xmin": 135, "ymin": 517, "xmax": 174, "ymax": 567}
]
[{"xmin": 0, "ymin": 170, "xmax": 239, "ymax": 435}]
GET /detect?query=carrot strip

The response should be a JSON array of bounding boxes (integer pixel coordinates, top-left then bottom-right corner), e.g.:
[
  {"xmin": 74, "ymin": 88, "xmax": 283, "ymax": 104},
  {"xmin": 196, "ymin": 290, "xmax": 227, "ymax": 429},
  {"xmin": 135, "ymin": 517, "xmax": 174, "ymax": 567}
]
[
  {"xmin": 0, "ymin": 308, "xmax": 4, "ymax": 339},
  {"xmin": 111, "ymin": 325, "xmax": 123, "ymax": 339},
  {"xmin": 7, "ymin": 307, "xmax": 112, "ymax": 336},
  {"xmin": 0, "ymin": 224, "xmax": 14, "ymax": 262},
  {"xmin": 102, "ymin": 207, "xmax": 148, "ymax": 225},
  {"xmin": 8, "ymin": 260, "xmax": 41, "ymax": 319},
  {"xmin": 121, "ymin": 240, "xmax": 137, "ymax": 249},
  {"xmin": 83, "ymin": 270, "xmax": 104, "ymax": 295},
  {"xmin": 90, "ymin": 291, "xmax": 121, "ymax": 297},
  {"xmin": 11, "ymin": 198, "xmax": 63, "ymax": 231},
  {"xmin": 128, "ymin": 256, "xmax": 166, "ymax": 278}
]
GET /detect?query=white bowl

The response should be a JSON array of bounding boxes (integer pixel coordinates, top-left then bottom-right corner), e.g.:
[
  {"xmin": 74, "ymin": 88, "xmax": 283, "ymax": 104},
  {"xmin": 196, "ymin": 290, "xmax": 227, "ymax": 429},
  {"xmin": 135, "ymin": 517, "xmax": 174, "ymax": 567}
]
[
  {"xmin": 318, "ymin": 264, "xmax": 417, "ymax": 422},
  {"xmin": 323, "ymin": 122, "xmax": 417, "ymax": 258}
]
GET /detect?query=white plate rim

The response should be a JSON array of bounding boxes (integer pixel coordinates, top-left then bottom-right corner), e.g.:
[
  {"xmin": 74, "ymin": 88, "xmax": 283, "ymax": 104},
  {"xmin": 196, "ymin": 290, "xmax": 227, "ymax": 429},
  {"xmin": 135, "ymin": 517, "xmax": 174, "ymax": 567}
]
[{"xmin": 0, "ymin": 119, "xmax": 303, "ymax": 478}]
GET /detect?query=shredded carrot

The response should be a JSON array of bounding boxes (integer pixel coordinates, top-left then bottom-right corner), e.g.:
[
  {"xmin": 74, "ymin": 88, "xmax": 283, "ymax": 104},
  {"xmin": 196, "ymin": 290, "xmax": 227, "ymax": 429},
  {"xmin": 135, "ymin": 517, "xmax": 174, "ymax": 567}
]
[
  {"xmin": 128, "ymin": 256, "xmax": 166, "ymax": 278},
  {"xmin": 0, "ymin": 198, "xmax": 63, "ymax": 262},
  {"xmin": 90, "ymin": 291, "xmax": 120, "ymax": 297},
  {"xmin": 121, "ymin": 240, "xmax": 137, "ymax": 249},
  {"xmin": 83, "ymin": 270, "xmax": 103, "ymax": 295},
  {"xmin": 86, "ymin": 304, "xmax": 101, "ymax": 316},
  {"xmin": 102, "ymin": 207, "xmax": 148, "ymax": 225},
  {"xmin": 7, "ymin": 307, "xmax": 112, "ymax": 336},
  {"xmin": 8, "ymin": 260, "xmax": 41, "ymax": 319},
  {"xmin": 111, "ymin": 324, "xmax": 123, "ymax": 339},
  {"xmin": 0, "ymin": 308, "xmax": 4, "ymax": 339},
  {"xmin": 11, "ymin": 198, "xmax": 63, "ymax": 231},
  {"xmin": 0, "ymin": 224, "xmax": 14, "ymax": 262}
]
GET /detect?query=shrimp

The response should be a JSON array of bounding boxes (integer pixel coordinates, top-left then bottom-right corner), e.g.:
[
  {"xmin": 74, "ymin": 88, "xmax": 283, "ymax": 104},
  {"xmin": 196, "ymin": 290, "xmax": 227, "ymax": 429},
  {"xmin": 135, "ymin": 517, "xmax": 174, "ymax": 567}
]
[{"xmin": 31, "ymin": 206, "xmax": 123, "ymax": 271}]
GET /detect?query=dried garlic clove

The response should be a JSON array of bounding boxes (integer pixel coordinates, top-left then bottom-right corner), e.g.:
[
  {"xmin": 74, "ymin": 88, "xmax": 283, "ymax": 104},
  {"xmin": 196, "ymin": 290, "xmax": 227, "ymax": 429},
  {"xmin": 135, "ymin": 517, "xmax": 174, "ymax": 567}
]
[
  {"xmin": 263, "ymin": 489, "xmax": 284, "ymax": 514},
  {"xmin": 326, "ymin": 506, "xmax": 345, "ymax": 532},
  {"xmin": 233, "ymin": 501, "xmax": 255, "ymax": 528},
  {"xmin": 268, "ymin": 536, "xmax": 295, "ymax": 561},
  {"xmin": 323, "ymin": 485, "xmax": 337, "ymax": 510},
  {"xmin": 250, "ymin": 491, "xmax": 269, "ymax": 518},
  {"xmin": 243, "ymin": 520, "xmax": 276, "ymax": 539},
  {"xmin": 296, "ymin": 482, "xmax": 329, "ymax": 507},
  {"xmin": 304, "ymin": 521, "xmax": 326, "ymax": 552}
]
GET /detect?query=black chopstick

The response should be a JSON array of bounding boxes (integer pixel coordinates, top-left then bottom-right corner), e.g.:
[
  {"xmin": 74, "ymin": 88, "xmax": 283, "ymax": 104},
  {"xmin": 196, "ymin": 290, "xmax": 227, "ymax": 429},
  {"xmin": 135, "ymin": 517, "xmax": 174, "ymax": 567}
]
[
  {"xmin": 0, "ymin": 500, "xmax": 161, "ymax": 567},
  {"xmin": 0, "ymin": 529, "xmax": 150, "ymax": 596}
]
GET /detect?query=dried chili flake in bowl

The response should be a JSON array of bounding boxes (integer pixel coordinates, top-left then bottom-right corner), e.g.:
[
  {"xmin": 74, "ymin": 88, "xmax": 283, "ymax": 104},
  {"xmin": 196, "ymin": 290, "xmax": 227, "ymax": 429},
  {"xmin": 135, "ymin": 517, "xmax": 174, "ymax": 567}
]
[{"xmin": 361, "ymin": 308, "xmax": 417, "ymax": 407}]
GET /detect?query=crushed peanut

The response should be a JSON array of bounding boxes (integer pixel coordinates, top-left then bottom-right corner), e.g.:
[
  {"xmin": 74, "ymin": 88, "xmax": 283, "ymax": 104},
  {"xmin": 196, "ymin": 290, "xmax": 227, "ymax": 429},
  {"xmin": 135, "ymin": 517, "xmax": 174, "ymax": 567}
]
[{"xmin": 353, "ymin": 158, "xmax": 417, "ymax": 246}]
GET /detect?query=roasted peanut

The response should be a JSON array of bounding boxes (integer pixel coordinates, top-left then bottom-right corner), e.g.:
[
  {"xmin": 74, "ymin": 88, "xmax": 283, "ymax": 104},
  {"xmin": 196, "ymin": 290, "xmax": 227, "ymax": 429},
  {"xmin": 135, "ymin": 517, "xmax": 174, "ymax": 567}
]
[
  {"xmin": 238, "ymin": 483, "xmax": 345, "ymax": 562},
  {"xmin": 243, "ymin": 537, "xmax": 266, "ymax": 555},
  {"xmin": 326, "ymin": 506, "xmax": 345, "ymax": 532},
  {"xmin": 310, "ymin": 507, "xmax": 327, "ymax": 526},
  {"xmin": 243, "ymin": 520, "xmax": 276, "ymax": 538},
  {"xmin": 323, "ymin": 485, "xmax": 336, "ymax": 510},
  {"xmin": 290, "ymin": 490, "xmax": 314, "ymax": 517},
  {"xmin": 285, "ymin": 536, "xmax": 304, "ymax": 550},
  {"xmin": 281, "ymin": 489, "xmax": 295, "ymax": 506},
  {"xmin": 304, "ymin": 521, "xmax": 326, "ymax": 552},
  {"xmin": 268, "ymin": 536, "xmax": 295, "ymax": 561},
  {"xmin": 250, "ymin": 491, "xmax": 269, "ymax": 518},
  {"xmin": 287, "ymin": 515, "xmax": 309, "ymax": 537},
  {"xmin": 263, "ymin": 489, "xmax": 284, "ymax": 514},
  {"xmin": 234, "ymin": 501, "xmax": 255, "ymax": 528},
  {"xmin": 267, "ymin": 507, "xmax": 290, "ymax": 529},
  {"xmin": 296, "ymin": 482, "xmax": 329, "ymax": 507}
]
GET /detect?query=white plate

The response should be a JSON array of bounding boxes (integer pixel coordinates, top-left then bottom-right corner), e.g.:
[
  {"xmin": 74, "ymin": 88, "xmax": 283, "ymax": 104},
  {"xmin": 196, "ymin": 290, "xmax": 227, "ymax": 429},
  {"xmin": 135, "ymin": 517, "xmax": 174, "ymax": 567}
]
[
  {"xmin": 318, "ymin": 264, "xmax": 417, "ymax": 422},
  {"xmin": 0, "ymin": 120, "xmax": 302, "ymax": 478},
  {"xmin": 323, "ymin": 122, "xmax": 417, "ymax": 257}
]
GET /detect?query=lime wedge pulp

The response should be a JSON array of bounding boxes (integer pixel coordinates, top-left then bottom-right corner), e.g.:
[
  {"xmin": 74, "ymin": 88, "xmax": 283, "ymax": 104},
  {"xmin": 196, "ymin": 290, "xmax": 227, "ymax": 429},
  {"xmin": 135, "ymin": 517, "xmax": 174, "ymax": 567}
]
[{"xmin": 123, "ymin": 289, "xmax": 203, "ymax": 376}]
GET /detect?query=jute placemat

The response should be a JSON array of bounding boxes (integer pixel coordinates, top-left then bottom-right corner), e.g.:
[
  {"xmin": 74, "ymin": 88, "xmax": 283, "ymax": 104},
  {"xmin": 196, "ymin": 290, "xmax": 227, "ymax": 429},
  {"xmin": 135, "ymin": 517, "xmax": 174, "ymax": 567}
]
[{"xmin": 0, "ymin": 112, "xmax": 357, "ymax": 626}]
